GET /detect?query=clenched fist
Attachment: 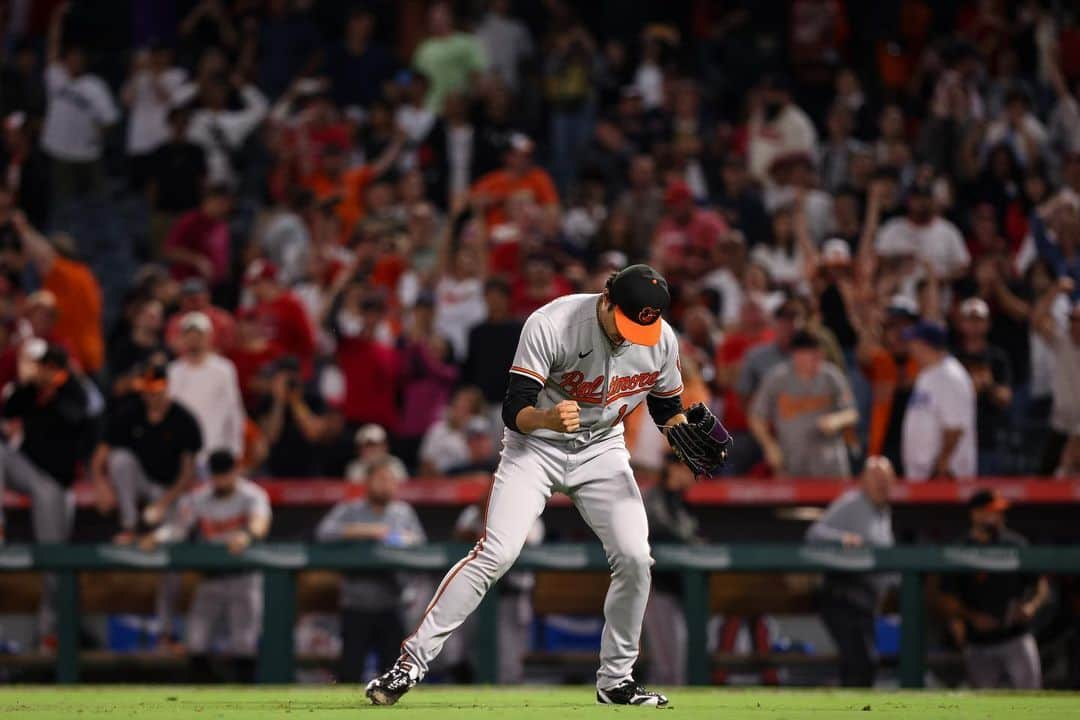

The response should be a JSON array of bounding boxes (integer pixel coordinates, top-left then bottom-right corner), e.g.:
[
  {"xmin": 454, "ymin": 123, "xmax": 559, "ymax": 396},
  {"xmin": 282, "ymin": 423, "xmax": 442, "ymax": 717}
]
[{"xmin": 546, "ymin": 400, "xmax": 581, "ymax": 432}]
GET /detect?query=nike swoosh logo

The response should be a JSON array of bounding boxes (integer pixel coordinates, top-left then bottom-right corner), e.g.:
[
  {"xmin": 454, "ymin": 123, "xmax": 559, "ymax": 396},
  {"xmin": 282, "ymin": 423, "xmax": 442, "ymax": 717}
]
[{"xmin": 578, "ymin": 350, "xmax": 593, "ymax": 358}]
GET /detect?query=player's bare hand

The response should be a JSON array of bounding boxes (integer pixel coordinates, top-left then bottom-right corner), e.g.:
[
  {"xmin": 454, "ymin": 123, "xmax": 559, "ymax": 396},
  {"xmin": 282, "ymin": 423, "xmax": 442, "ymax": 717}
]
[
  {"xmin": 227, "ymin": 531, "xmax": 252, "ymax": 555},
  {"xmin": 841, "ymin": 532, "xmax": 864, "ymax": 548},
  {"xmin": 547, "ymin": 400, "xmax": 581, "ymax": 432},
  {"xmin": 137, "ymin": 534, "xmax": 159, "ymax": 552}
]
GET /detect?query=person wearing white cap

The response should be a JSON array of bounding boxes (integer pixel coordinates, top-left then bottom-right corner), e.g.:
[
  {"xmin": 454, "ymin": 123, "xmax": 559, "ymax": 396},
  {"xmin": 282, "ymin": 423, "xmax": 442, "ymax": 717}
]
[
  {"xmin": 954, "ymin": 297, "xmax": 1013, "ymax": 475},
  {"xmin": 167, "ymin": 311, "xmax": 246, "ymax": 464},
  {"xmin": 345, "ymin": 424, "xmax": 408, "ymax": 483}
]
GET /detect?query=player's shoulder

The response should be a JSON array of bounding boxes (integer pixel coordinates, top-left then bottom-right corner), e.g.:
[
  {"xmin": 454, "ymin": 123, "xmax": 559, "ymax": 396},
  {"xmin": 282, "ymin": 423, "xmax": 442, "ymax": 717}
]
[
  {"xmin": 529, "ymin": 293, "xmax": 598, "ymax": 326},
  {"xmin": 236, "ymin": 478, "xmax": 270, "ymax": 501}
]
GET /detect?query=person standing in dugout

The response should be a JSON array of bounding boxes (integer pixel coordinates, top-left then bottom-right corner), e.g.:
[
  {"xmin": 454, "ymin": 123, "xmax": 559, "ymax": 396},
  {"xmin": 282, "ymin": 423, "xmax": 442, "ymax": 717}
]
[{"xmin": 366, "ymin": 264, "xmax": 731, "ymax": 707}]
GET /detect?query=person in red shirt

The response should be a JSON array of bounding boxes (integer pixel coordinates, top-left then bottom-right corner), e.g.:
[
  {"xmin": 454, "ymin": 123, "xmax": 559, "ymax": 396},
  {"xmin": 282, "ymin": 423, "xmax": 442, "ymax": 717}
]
[
  {"xmin": 162, "ymin": 184, "xmax": 232, "ymax": 294},
  {"xmin": 714, "ymin": 294, "xmax": 776, "ymax": 440},
  {"xmin": 470, "ymin": 133, "xmax": 560, "ymax": 227},
  {"xmin": 245, "ymin": 259, "xmax": 316, "ymax": 378},
  {"xmin": 227, "ymin": 307, "xmax": 285, "ymax": 412},
  {"xmin": 652, "ymin": 180, "xmax": 729, "ymax": 278},
  {"xmin": 165, "ymin": 278, "xmax": 237, "ymax": 354},
  {"xmin": 510, "ymin": 253, "xmax": 572, "ymax": 318},
  {"xmin": 331, "ymin": 288, "xmax": 400, "ymax": 434}
]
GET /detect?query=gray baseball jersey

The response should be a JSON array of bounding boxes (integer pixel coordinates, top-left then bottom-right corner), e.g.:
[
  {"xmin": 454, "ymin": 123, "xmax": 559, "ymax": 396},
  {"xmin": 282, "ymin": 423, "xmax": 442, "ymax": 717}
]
[
  {"xmin": 509, "ymin": 293, "xmax": 684, "ymax": 444},
  {"xmin": 402, "ymin": 292, "xmax": 685, "ymax": 690},
  {"xmin": 159, "ymin": 479, "xmax": 271, "ymax": 655}
]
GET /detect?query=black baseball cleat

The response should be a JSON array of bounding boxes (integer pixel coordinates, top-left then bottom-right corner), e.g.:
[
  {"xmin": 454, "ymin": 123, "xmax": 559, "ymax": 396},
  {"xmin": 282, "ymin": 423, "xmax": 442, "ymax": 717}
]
[
  {"xmin": 596, "ymin": 680, "xmax": 670, "ymax": 707},
  {"xmin": 365, "ymin": 655, "xmax": 420, "ymax": 706}
]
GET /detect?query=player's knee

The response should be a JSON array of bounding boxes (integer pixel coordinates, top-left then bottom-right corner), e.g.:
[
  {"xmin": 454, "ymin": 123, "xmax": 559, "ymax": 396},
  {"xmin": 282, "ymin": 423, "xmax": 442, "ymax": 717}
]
[
  {"xmin": 613, "ymin": 545, "xmax": 654, "ymax": 577},
  {"xmin": 477, "ymin": 540, "xmax": 518, "ymax": 579}
]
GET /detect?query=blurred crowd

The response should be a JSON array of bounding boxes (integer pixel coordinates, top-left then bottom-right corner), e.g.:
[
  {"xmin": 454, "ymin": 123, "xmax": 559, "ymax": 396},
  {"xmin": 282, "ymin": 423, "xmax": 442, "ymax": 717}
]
[{"xmin": 0, "ymin": 0, "xmax": 1077, "ymax": 494}]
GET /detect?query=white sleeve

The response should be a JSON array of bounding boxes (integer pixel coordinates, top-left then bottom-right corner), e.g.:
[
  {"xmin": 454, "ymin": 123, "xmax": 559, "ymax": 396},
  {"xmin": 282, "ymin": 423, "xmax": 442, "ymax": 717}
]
[
  {"xmin": 649, "ymin": 325, "xmax": 684, "ymax": 398},
  {"xmin": 222, "ymin": 360, "xmax": 246, "ymax": 456},
  {"xmin": 509, "ymin": 312, "xmax": 558, "ymax": 386},
  {"xmin": 945, "ymin": 224, "xmax": 971, "ymax": 274},
  {"xmin": 876, "ymin": 220, "xmax": 907, "ymax": 256},
  {"xmin": 45, "ymin": 63, "xmax": 67, "ymax": 93},
  {"xmin": 248, "ymin": 485, "xmax": 272, "ymax": 525},
  {"xmin": 90, "ymin": 79, "xmax": 120, "ymax": 126},
  {"xmin": 222, "ymin": 85, "xmax": 269, "ymax": 145},
  {"xmin": 936, "ymin": 365, "xmax": 972, "ymax": 430}
]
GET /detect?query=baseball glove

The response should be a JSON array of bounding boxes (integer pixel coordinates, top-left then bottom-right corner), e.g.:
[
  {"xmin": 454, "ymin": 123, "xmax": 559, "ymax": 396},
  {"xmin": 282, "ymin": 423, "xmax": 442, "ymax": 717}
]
[{"xmin": 666, "ymin": 403, "xmax": 733, "ymax": 477}]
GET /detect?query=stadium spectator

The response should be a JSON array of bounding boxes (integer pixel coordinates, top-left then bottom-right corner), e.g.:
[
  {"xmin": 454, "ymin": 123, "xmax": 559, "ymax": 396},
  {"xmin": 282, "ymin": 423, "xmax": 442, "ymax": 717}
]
[
  {"xmin": 937, "ymin": 489, "xmax": 1049, "ymax": 690},
  {"xmin": 412, "ymin": 2, "xmax": 488, "ymax": 113},
  {"xmin": 875, "ymin": 183, "xmax": 971, "ymax": 288},
  {"xmin": 122, "ymin": 43, "xmax": 188, "ymax": 189},
  {"xmin": 476, "ymin": 0, "xmax": 533, "ymax": 94},
  {"xmin": 315, "ymin": 456, "xmax": 425, "ymax": 682},
  {"xmin": 901, "ymin": 322, "xmax": 977, "ymax": 480},
  {"xmin": 953, "ymin": 298, "xmax": 1013, "ymax": 475},
  {"xmin": 747, "ymin": 74, "xmax": 818, "ymax": 186},
  {"xmin": 163, "ymin": 184, "xmax": 234, "ymax": 300},
  {"xmin": 328, "ymin": 7, "xmax": 395, "ymax": 109},
  {"xmin": 184, "ymin": 74, "xmax": 268, "ymax": 186},
  {"xmin": 146, "ymin": 105, "xmax": 208, "ymax": 252},
  {"xmin": 139, "ymin": 448, "xmax": 271, "ymax": 683},
  {"xmin": 642, "ymin": 454, "xmax": 702, "ymax": 687},
  {"xmin": 255, "ymin": 355, "xmax": 336, "ymax": 478},
  {"xmin": 397, "ymin": 293, "xmax": 458, "ymax": 466},
  {"xmin": 345, "ymin": 423, "xmax": 408, "ymax": 484},
  {"xmin": 228, "ymin": 307, "xmax": 284, "ymax": 409},
  {"xmin": 12, "ymin": 213, "xmax": 104, "ymax": 374},
  {"xmin": 92, "ymin": 359, "xmax": 201, "ymax": 540},
  {"xmin": 245, "ymin": 259, "xmax": 316, "ymax": 378},
  {"xmin": 107, "ymin": 297, "xmax": 167, "ymax": 396},
  {"xmin": 462, "ymin": 278, "xmax": 522, "ymax": 415},
  {"xmin": 806, "ymin": 456, "xmax": 897, "ymax": 687},
  {"xmin": 1032, "ymin": 277, "xmax": 1080, "ymax": 475},
  {"xmin": 168, "ymin": 311, "xmax": 245, "ymax": 462},
  {"xmin": 40, "ymin": 2, "xmax": 119, "ymax": 212},
  {"xmin": 653, "ymin": 180, "xmax": 729, "ymax": 281},
  {"xmin": 447, "ymin": 500, "xmax": 543, "ymax": 684},
  {"xmin": 471, "ymin": 133, "xmax": 559, "ymax": 229},
  {"xmin": 0, "ymin": 342, "xmax": 89, "ymax": 638},
  {"xmin": 446, "ymin": 416, "xmax": 498, "ymax": 476},
  {"xmin": 165, "ymin": 277, "xmax": 236, "ymax": 354},
  {"xmin": 748, "ymin": 330, "xmax": 857, "ymax": 477},
  {"xmin": 418, "ymin": 385, "xmax": 485, "ymax": 476},
  {"xmin": 1, "ymin": 111, "xmax": 51, "ymax": 228},
  {"xmin": 433, "ymin": 241, "xmax": 487, "ymax": 362}
]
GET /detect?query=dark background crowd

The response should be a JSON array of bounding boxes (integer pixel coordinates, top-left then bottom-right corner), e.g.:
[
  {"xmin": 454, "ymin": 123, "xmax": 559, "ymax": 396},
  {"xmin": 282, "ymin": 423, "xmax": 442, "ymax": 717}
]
[{"xmin": 0, "ymin": 0, "xmax": 1079, "ymax": 691}]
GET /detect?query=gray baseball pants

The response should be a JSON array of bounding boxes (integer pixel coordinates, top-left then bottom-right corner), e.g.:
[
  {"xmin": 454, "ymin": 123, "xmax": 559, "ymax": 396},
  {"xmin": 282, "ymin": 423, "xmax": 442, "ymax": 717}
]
[
  {"xmin": 964, "ymin": 632, "xmax": 1042, "ymax": 689},
  {"xmin": 107, "ymin": 448, "xmax": 184, "ymax": 639},
  {"xmin": 186, "ymin": 572, "xmax": 263, "ymax": 655},
  {"xmin": 402, "ymin": 432, "xmax": 653, "ymax": 689},
  {"xmin": 0, "ymin": 442, "xmax": 75, "ymax": 637}
]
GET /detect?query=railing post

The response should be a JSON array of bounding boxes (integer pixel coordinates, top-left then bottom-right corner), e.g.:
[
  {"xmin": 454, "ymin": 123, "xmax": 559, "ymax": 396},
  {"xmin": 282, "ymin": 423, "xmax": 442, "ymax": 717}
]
[
  {"xmin": 682, "ymin": 569, "xmax": 709, "ymax": 686},
  {"xmin": 473, "ymin": 582, "xmax": 501, "ymax": 686},
  {"xmin": 257, "ymin": 569, "xmax": 296, "ymax": 683},
  {"xmin": 898, "ymin": 570, "xmax": 926, "ymax": 688},
  {"xmin": 473, "ymin": 582, "xmax": 500, "ymax": 683},
  {"xmin": 55, "ymin": 569, "xmax": 80, "ymax": 684}
]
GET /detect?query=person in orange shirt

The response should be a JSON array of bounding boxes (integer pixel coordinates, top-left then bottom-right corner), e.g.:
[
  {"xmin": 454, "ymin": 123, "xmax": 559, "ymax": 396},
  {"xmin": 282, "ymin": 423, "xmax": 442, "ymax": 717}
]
[
  {"xmin": 303, "ymin": 133, "xmax": 404, "ymax": 243},
  {"xmin": 470, "ymin": 133, "xmax": 559, "ymax": 227},
  {"xmin": 12, "ymin": 212, "xmax": 103, "ymax": 374}
]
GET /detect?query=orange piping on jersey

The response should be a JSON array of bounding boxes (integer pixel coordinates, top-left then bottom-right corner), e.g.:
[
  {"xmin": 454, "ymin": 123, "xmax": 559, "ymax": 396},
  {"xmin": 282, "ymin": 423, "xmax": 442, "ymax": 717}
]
[
  {"xmin": 649, "ymin": 384, "xmax": 684, "ymax": 398},
  {"xmin": 605, "ymin": 386, "xmax": 654, "ymax": 405},
  {"xmin": 509, "ymin": 365, "xmax": 546, "ymax": 385}
]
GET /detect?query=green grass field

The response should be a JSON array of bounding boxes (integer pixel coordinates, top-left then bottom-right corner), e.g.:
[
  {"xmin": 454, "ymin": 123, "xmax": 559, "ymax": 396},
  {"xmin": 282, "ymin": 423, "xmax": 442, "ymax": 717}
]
[{"xmin": 2, "ymin": 686, "xmax": 1080, "ymax": 719}]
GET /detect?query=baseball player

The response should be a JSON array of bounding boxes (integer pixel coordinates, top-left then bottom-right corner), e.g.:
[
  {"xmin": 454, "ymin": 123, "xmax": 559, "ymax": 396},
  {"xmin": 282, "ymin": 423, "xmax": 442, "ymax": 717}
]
[
  {"xmin": 367, "ymin": 264, "xmax": 730, "ymax": 707},
  {"xmin": 139, "ymin": 448, "xmax": 271, "ymax": 681}
]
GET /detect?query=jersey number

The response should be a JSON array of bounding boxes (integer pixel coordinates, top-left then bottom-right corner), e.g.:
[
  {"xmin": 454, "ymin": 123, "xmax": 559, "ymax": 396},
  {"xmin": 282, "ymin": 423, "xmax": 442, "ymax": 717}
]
[{"xmin": 613, "ymin": 404, "xmax": 629, "ymax": 425}]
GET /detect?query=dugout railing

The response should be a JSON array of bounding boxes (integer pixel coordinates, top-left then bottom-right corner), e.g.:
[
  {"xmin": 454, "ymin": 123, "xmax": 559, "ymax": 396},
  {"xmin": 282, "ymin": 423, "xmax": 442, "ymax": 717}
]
[{"xmin": 1, "ymin": 543, "xmax": 1076, "ymax": 687}]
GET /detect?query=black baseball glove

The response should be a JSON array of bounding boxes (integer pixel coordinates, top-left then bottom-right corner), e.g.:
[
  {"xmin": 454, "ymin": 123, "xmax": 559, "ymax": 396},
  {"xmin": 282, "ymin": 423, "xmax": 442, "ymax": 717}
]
[{"xmin": 666, "ymin": 403, "xmax": 733, "ymax": 477}]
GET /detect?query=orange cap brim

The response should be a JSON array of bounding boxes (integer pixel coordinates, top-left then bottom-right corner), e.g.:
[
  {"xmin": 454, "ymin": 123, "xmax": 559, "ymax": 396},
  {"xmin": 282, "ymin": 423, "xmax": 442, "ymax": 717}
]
[{"xmin": 614, "ymin": 306, "xmax": 662, "ymax": 346}]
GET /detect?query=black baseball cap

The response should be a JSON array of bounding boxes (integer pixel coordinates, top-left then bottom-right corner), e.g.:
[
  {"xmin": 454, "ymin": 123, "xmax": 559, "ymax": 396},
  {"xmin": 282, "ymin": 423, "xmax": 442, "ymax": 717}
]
[
  {"xmin": 967, "ymin": 488, "xmax": 1009, "ymax": 512},
  {"xmin": 789, "ymin": 330, "xmax": 820, "ymax": 351},
  {"xmin": 208, "ymin": 449, "xmax": 237, "ymax": 475},
  {"xmin": 608, "ymin": 264, "xmax": 670, "ymax": 346}
]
